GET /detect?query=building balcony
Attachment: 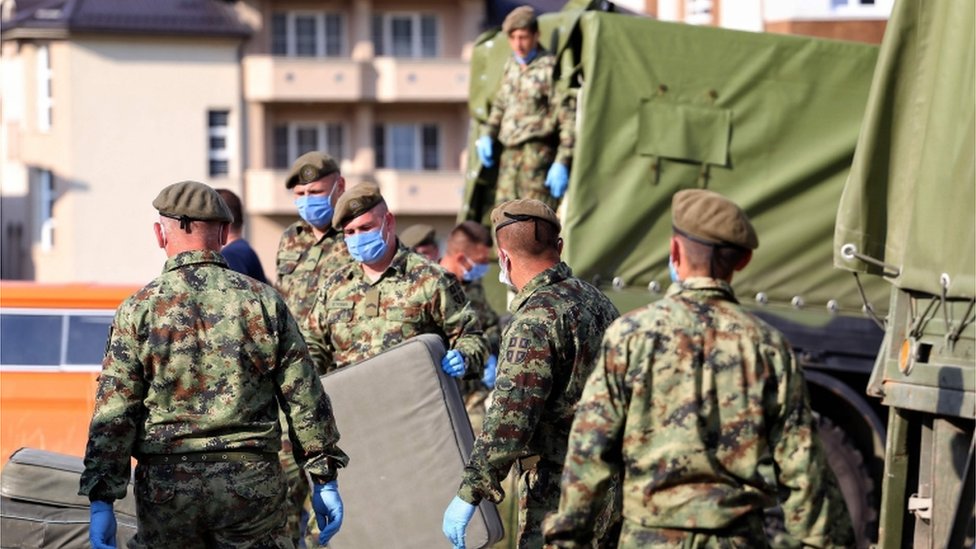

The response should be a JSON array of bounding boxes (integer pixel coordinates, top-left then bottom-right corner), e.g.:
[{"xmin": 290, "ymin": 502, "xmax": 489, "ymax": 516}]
[
  {"xmin": 244, "ymin": 168, "xmax": 464, "ymax": 216},
  {"xmin": 243, "ymin": 55, "xmax": 470, "ymax": 103}
]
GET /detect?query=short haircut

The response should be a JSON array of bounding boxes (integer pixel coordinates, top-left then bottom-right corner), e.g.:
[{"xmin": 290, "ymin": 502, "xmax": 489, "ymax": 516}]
[
  {"xmin": 677, "ymin": 234, "xmax": 749, "ymax": 280},
  {"xmin": 215, "ymin": 189, "xmax": 243, "ymax": 231},
  {"xmin": 496, "ymin": 219, "xmax": 559, "ymax": 259},
  {"xmin": 447, "ymin": 221, "xmax": 492, "ymax": 254}
]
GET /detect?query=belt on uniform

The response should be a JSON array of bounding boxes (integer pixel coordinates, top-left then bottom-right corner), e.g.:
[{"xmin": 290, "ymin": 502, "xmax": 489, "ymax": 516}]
[
  {"xmin": 139, "ymin": 451, "xmax": 278, "ymax": 465},
  {"xmin": 516, "ymin": 454, "xmax": 542, "ymax": 470}
]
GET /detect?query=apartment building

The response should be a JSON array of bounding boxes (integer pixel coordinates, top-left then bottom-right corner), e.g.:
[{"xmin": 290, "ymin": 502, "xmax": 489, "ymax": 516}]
[
  {"xmin": 0, "ymin": 0, "xmax": 250, "ymax": 283},
  {"xmin": 235, "ymin": 0, "xmax": 484, "ymax": 272},
  {"xmin": 1, "ymin": 0, "xmax": 489, "ymax": 284}
]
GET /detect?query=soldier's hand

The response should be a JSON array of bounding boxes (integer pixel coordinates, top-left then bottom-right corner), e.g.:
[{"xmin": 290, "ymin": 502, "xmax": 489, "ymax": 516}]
[
  {"xmin": 442, "ymin": 495, "xmax": 476, "ymax": 549},
  {"xmin": 482, "ymin": 354, "xmax": 497, "ymax": 389},
  {"xmin": 441, "ymin": 350, "xmax": 467, "ymax": 378},
  {"xmin": 89, "ymin": 500, "xmax": 117, "ymax": 549},
  {"xmin": 545, "ymin": 163, "xmax": 569, "ymax": 198},
  {"xmin": 475, "ymin": 136, "xmax": 494, "ymax": 168},
  {"xmin": 312, "ymin": 480, "xmax": 344, "ymax": 546}
]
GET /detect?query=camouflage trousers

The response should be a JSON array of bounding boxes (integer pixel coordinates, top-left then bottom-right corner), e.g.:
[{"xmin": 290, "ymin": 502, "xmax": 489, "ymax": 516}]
[
  {"xmin": 613, "ymin": 513, "xmax": 768, "ymax": 549},
  {"xmin": 129, "ymin": 460, "xmax": 293, "ymax": 549},
  {"xmin": 464, "ymin": 387, "xmax": 491, "ymax": 436},
  {"xmin": 497, "ymin": 140, "xmax": 561, "ymax": 212}
]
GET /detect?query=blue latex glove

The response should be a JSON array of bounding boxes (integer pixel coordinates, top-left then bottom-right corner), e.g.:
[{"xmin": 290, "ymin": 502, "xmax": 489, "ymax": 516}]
[
  {"xmin": 312, "ymin": 481, "xmax": 344, "ymax": 546},
  {"xmin": 482, "ymin": 354, "xmax": 497, "ymax": 389},
  {"xmin": 441, "ymin": 349, "xmax": 466, "ymax": 378},
  {"xmin": 545, "ymin": 162, "xmax": 569, "ymax": 199},
  {"xmin": 442, "ymin": 495, "xmax": 477, "ymax": 549},
  {"xmin": 475, "ymin": 136, "xmax": 494, "ymax": 168},
  {"xmin": 89, "ymin": 500, "xmax": 117, "ymax": 549}
]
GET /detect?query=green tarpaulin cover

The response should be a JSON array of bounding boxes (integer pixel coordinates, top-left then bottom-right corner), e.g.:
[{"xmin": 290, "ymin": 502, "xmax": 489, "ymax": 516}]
[
  {"xmin": 833, "ymin": 0, "xmax": 975, "ymax": 299},
  {"xmin": 465, "ymin": 11, "xmax": 888, "ymax": 315}
]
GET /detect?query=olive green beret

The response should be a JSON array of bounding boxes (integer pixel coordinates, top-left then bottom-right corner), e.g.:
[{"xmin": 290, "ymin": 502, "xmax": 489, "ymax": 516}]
[
  {"xmin": 332, "ymin": 181, "xmax": 385, "ymax": 230},
  {"xmin": 286, "ymin": 151, "xmax": 340, "ymax": 189},
  {"xmin": 152, "ymin": 180, "xmax": 233, "ymax": 229},
  {"xmin": 672, "ymin": 189, "xmax": 758, "ymax": 250},
  {"xmin": 491, "ymin": 198, "xmax": 560, "ymax": 233},
  {"xmin": 400, "ymin": 224, "xmax": 437, "ymax": 248},
  {"xmin": 502, "ymin": 6, "xmax": 537, "ymax": 34}
]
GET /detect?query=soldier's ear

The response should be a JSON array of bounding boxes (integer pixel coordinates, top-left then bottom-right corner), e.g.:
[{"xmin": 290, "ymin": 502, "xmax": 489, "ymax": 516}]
[{"xmin": 734, "ymin": 250, "xmax": 753, "ymax": 272}]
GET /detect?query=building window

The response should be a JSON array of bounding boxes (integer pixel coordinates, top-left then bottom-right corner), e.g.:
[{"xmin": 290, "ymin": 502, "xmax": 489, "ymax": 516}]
[
  {"xmin": 272, "ymin": 123, "xmax": 345, "ymax": 169},
  {"xmin": 372, "ymin": 14, "xmax": 439, "ymax": 58},
  {"xmin": 36, "ymin": 44, "xmax": 52, "ymax": 131},
  {"xmin": 208, "ymin": 110, "xmax": 229, "ymax": 177},
  {"xmin": 271, "ymin": 12, "xmax": 345, "ymax": 57},
  {"xmin": 37, "ymin": 169, "xmax": 55, "ymax": 250},
  {"xmin": 685, "ymin": 0, "xmax": 713, "ymax": 25},
  {"xmin": 374, "ymin": 123, "xmax": 440, "ymax": 169}
]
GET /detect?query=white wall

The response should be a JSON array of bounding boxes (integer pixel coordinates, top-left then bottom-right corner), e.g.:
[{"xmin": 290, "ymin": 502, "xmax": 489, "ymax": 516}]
[{"xmin": 49, "ymin": 37, "xmax": 243, "ymax": 284}]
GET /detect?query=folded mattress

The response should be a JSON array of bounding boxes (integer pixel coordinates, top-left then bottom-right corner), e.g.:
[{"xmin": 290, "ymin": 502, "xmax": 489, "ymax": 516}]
[
  {"xmin": 0, "ymin": 448, "xmax": 137, "ymax": 548},
  {"xmin": 321, "ymin": 334, "xmax": 503, "ymax": 549}
]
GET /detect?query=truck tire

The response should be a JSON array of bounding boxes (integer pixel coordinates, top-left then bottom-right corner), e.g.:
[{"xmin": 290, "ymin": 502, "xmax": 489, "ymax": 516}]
[{"xmin": 818, "ymin": 414, "xmax": 877, "ymax": 549}]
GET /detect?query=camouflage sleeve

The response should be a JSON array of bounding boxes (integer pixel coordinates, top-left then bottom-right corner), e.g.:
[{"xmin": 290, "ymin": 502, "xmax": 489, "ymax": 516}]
[
  {"xmin": 543, "ymin": 320, "xmax": 632, "ymax": 546},
  {"xmin": 484, "ymin": 61, "xmax": 512, "ymax": 139},
  {"xmin": 304, "ymin": 288, "xmax": 336, "ymax": 376},
  {"xmin": 78, "ymin": 307, "xmax": 147, "ymax": 502},
  {"xmin": 457, "ymin": 318, "xmax": 553, "ymax": 504},
  {"xmin": 468, "ymin": 283, "xmax": 501, "ymax": 354},
  {"xmin": 275, "ymin": 305, "xmax": 349, "ymax": 481},
  {"xmin": 436, "ymin": 275, "xmax": 488, "ymax": 380},
  {"xmin": 553, "ymin": 85, "xmax": 577, "ymax": 167},
  {"xmin": 770, "ymin": 349, "xmax": 855, "ymax": 547}
]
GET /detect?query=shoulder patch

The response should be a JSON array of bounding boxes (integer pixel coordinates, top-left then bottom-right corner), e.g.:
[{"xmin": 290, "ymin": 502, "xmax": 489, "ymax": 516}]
[
  {"xmin": 503, "ymin": 336, "xmax": 531, "ymax": 363},
  {"xmin": 447, "ymin": 278, "xmax": 466, "ymax": 305},
  {"xmin": 494, "ymin": 376, "xmax": 515, "ymax": 392}
]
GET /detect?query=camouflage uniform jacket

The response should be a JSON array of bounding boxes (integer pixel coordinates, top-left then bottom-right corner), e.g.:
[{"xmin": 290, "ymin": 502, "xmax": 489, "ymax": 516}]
[
  {"xmin": 79, "ymin": 250, "xmax": 349, "ymax": 502},
  {"xmin": 463, "ymin": 279, "xmax": 501, "ymax": 355},
  {"xmin": 306, "ymin": 244, "xmax": 488, "ymax": 377},
  {"xmin": 275, "ymin": 219, "xmax": 352, "ymax": 327},
  {"xmin": 544, "ymin": 277, "xmax": 854, "ymax": 547},
  {"xmin": 485, "ymin": 47, "xmax": 577, "ymax": 166},
  {"xmin": 458, "ymin": 262, "xmax": 619, "ymax": 504}
]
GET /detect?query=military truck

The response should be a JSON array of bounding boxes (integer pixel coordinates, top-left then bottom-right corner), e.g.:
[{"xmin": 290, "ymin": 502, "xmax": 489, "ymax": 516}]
[
  {"xmin": 462, "ymin": 3, "xmax": 890, "ymax": 545},
  {"xmin": 833, "ymin": 0, "xmax": 975, "ymax": 547}
]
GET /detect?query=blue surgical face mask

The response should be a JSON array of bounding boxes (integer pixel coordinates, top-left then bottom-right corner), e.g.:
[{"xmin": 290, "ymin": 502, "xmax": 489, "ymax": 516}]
[
  {"xmin": 463, "ymin": 258, "xmax": 490, "ymax": 282},
  {"xmin": 515, "ymin": 47, "xmax": 538, "ymax": 65},
  {"xmin": 346, "ymin": 221, "xmax": 388, "ymax": 264},
  {"xmin": 295, "ymin": 185, "xmax": 338, "ymax": 229},
  {"xmin": 668, "ymin": 255, "xmax": 681, "ymax": 283}
]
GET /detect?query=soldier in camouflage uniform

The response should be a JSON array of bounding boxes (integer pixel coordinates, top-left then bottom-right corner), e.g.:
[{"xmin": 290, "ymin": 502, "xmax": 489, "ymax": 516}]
[
  {"xmin": 439, "ymin": 221, "xmax": 502, "ymax": 434},
  {"xmin": 305, "ymin": 182, "xmax": 488, "ymax": 379},
  {"xmin": 442, "ymin": 199, "xmax": 620, "ymax": 549},
  {"xmin": 276, "ymin": 151, "xmax": 353, "ymax": 335},
  {"xmin": 543, "ymin": 190, "xmax": 855, "ymax": 548},
  {"xmin": 79, "ymin": 181, "xmax": 349, "ymax": 549},
  {"xmin": 400, "ymin": 223, "xmax": 440, "ymax": 262},
  {"xmin": 274, "ymin": 151, "xmax": 354, "ymax": 547},
  {"xmin": 475, "ymin": 6, "xmax": 577, "ymax": 212}
]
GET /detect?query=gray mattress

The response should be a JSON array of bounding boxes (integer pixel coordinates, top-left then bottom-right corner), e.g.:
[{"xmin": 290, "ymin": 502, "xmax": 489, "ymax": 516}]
[
  {"xmin": 0, "ymin": 448, "xmax": 137, "ymax": 548},
  {"xmin": 321, "ymin": 334, "xmax": 503, "ymax": 549}
]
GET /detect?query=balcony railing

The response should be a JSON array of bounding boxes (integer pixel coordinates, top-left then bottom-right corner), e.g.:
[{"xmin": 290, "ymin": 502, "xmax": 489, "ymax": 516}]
[{"xmin": 243, "ymin": 55, "xmax": 469, "ymax": 102}]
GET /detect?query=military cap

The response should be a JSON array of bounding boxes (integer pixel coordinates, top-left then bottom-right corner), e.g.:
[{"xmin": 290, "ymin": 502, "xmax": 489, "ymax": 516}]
[
  {"xmin": 400, "ymin": 224, "xmax": 437, "ymax": 248},
  {"xmin": 152, "ymin": 180, "xmax": 233, "ymax": 230},
  {"xmin": 671, "ymin": 189, "xmax": 758, "ymax": 250},
  {"xmin": 286, "ymin": 151, "xmax": 340, "ymax": 189},
  {"xmin": 491, "ymin": 198, "xmax": 560, "ymax": 233},
  {"xmin": 332, "ymin": 181, "xmax": 385, "ymax": 230},
  {"xmin": 502, "ymin": 6, "xmax": 538, "ymax": 34}
]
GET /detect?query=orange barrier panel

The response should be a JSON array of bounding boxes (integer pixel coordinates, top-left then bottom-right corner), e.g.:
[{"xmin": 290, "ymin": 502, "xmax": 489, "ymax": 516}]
[{"xmin": 0, "ymin": 371, "xmax": 100, "ymax": 461}]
